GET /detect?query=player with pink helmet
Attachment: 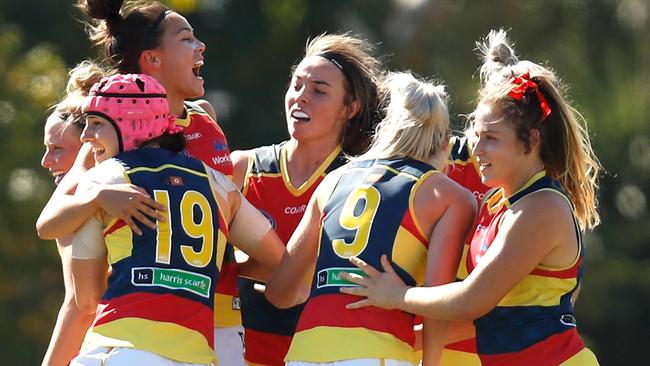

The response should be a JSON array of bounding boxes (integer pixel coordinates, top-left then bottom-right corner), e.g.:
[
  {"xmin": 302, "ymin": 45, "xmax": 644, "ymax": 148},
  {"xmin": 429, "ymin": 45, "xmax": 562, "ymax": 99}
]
[
  {"xmin": 82, "ymin": 73, "xmax": 181, "ymax": 154},
  {"xmin": 69, "ymin": 73, "xmax": 286, "ymax": 366}
]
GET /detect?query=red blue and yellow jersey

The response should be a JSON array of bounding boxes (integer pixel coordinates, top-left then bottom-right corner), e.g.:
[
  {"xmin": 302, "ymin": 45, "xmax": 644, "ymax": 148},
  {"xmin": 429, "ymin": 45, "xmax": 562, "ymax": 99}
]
[
  {"xmin": 83, "ymin": 148, "xmax": 228, "ymax": 365},
  {"xmin": 239, "ymin": 142, "xmax": 347, "ymax": 366},
  {"xmin": 177, "ymin": 100, "xmax": 233, "ymax": 176},
  {"xmin": 440, "ymin": 135, "xmax": 488, "ymax": 365},
  {"xmin": 176, "ymin": 101, "xmax": 240, "ymax": 328},
  {"xmin": 445, "ymin": 135, "xmax": 485, "ymax": 205},
  {"xmin": 287, "ymin": 158, "xmax": 438, "ymax": 364},
  {"xmin": 467, "ymin": 171, "xmax": 598, "ymax": 366}
]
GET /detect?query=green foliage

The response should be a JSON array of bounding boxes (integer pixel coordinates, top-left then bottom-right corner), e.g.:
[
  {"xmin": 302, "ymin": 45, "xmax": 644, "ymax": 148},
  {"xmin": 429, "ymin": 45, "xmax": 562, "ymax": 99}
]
[{"xmin": 0, "ymin": 0, "xmax": 648, "ymax": 364}]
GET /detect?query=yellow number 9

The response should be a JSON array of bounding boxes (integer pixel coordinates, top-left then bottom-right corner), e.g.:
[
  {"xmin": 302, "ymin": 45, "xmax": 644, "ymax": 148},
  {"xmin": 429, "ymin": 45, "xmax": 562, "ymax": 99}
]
[
  {"xmin": 180, "ymin": 190, "xmax": 214, "ymax": 268},
  {"xmin": 332, "ymin": 185, "xmax": 380, "ymax": 258}
]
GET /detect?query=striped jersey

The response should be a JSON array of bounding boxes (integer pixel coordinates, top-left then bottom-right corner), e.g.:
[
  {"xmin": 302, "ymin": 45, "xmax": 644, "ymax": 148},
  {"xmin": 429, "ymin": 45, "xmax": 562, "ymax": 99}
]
[
  {"xmin": 287, "ymin": 158, "xmax": 438, "ymax": 364},
  {"xmin": 441, "ymin": 135, "xmax": 488, "ymax": 365},
  {"xmin": 467, "ymin": 171, "xmax": 597, "ymax": 366},
  {"xmin": 176, "ymin": 101, "xmax": 240, "ymax": 328},
  {"xmin": 239, "ymin": 143, "xmax": 347, "ymax": 366},
  {"xmin": 82, "ymin": 148, "xmax": 228, "ymax": 364}
]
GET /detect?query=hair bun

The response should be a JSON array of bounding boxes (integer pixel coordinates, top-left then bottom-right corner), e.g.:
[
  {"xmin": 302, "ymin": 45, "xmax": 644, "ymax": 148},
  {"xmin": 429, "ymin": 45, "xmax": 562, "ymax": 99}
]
[
  {"xmin": 78, "ymin": 0, "xmax": 124, "ymax": 25},
  {"xmin": 66, "ymin": 60, "xmax": 105, "ymax": 97},
  {"xmin": 489, "ymin": 43, "xmax": 518, "ymax": 66},
  {"xmin": 477, "ymin": 29, "xmax": 519, "ymax": 84}
]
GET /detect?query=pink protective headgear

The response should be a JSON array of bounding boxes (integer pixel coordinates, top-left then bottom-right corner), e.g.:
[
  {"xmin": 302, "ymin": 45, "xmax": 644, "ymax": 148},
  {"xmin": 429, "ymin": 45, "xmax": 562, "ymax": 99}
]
[{"xmin": 82, "ymin": 73, "xmax": 182, "ymax": 152}]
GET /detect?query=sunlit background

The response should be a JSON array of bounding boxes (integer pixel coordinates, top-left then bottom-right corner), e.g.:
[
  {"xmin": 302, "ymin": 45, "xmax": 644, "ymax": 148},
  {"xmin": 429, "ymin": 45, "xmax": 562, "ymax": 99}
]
[{"xmin": 0, "ymin": 0, "xmax": 648, "ymax": 364}]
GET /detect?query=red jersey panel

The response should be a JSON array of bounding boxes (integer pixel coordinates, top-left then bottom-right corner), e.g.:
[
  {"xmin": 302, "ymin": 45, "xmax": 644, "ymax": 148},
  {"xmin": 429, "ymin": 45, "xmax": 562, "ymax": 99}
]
[
  {"xmin": 239, "ymin": 143, "xmax": 346, "ymax": 365},
  {"xmin": 177, "ymin": 101, "xmax": 233, "ymax": 176}
]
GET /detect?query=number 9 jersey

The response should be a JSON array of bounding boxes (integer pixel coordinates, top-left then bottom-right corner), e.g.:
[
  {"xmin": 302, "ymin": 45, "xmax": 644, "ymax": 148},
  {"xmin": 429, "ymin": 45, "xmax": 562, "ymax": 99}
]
[{"xmin": 286, "ymin": 158, "xmax": 438, "ymax": 364}]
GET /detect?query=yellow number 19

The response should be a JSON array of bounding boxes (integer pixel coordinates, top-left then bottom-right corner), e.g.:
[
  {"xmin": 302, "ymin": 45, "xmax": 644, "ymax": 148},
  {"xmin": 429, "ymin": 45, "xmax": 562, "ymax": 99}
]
[{"xmin": 154, "ymin": 189, "xmax": 214, "ymax": 268}]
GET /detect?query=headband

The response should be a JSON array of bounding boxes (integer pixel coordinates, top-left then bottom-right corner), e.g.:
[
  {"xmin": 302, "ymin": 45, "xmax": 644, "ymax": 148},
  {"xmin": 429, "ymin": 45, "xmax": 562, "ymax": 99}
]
[
  {"xmin": 317, "ymin": 53, "xmax": 354, "ymax": 87},
  {"xmin": 144, "ymin": 10, "xmax": 172, "ymax": 48}
]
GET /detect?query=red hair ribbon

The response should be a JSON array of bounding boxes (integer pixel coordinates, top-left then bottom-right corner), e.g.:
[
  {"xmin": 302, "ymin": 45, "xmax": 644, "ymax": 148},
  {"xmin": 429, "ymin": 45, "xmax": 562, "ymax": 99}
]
[{"xmin": 508, "ymin": 72, "xmax": 552, "ymax": 122}]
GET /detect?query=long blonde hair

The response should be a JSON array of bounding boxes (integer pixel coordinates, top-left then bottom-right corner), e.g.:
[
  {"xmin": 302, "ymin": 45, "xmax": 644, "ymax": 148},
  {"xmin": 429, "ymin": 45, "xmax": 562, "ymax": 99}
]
[
  {"xmin": 360, "ymin": 71, "xmax": 449, "ymax": 169},
  {"xmin": 474, "ymin": 29, "xmax": 600, "ymax": 230}
]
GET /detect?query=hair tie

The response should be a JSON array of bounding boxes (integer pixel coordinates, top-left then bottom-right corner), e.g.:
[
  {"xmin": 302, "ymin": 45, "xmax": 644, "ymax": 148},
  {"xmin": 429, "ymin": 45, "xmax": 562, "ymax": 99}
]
[{"xmin": 508, "ymin": 72, "xmax": 552, "ymax": 122}]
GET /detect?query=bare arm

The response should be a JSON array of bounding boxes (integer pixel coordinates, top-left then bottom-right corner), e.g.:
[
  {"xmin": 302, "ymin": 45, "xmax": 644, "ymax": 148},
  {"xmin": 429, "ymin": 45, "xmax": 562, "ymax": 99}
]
[
  {"xmin": 209, "ymin": 166, "xmax": 286, "ymax": 281},
  {"xmin": 37, "ymin": 150, "xmax": 165, "ymax": 239},
  {"xmin": 40, "ymin": 240, "xmax": 95, "ymax": 366},
  {"xmin": 71, "ymin": 257, "xmax": 108, "ymax": 315},
  {"xmin": 264, "ymin": 178, "xmax": 331, "ymax": 308},
  {"xmin": 230, "ymin": 149, "xmax": 252, "ymax": 191},
  {"xmin": 229, "ymin": 149, "xmax": 262, "ymax": 279},
  {"xmin": 421, "ymin": 179, "xmax": 475, "ymax": 366},
  {"xmin": 342, "ymin": 191, "xmax": 571, "ymax": 321},
  {"xmin": 70, "ymin": 216, "xmax": 109, "ymax": 315},
  {"xmin": 196, "ymin": 99, "xmax": 218, "ymax": 122},
  {"xmin": 234, "ymin": 229, "xmax": 285, "ymax": 281}
]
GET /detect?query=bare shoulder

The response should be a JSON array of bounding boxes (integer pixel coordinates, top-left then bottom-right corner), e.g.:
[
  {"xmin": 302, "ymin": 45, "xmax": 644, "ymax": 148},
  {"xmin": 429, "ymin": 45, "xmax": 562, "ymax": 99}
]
[
  {"xmin": 419, "ymin": 172, "xmax": 476, "ymax": 211},
  {"xmin": 510, "ymin": 189, "xmax": 574, "ymax": 224},
  {"xmin": 230, "ymin": 149, "xmax": 255, "ymax": 189},
  {"xmin": 314, "ymin": 165, "xmax": 347, "ymax": 208},
  {"xmin": 195, "ymin": 99, "xmax": 218, "ymax": 122},
  {"xmin": 231, "ymin": 149, "xmax": 254, "ymax": 167},
  {"xmin": 500, "ymin": 190, "xmax": 575, "ymax": 255},
  {"xmin": 411, "ymin": 172, "xmax": 476, "ymax": 236}
]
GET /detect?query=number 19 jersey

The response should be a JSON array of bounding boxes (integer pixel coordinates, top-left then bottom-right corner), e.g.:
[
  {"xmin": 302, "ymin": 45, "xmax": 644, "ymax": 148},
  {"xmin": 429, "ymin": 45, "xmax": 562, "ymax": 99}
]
[{"xmin": 83, "ymin": 148, "xmax": 228, "ymax": 365}]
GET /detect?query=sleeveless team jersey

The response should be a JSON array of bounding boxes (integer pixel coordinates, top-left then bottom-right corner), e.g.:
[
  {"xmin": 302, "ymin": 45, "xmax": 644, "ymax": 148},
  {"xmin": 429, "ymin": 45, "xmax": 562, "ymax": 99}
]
[
  {"xmin": 177, "ymin": 100, "xmax": 233, "ymax": 175},
  {"xmin": 286, "ymin": 158, "xmax": 438, "ymax": 364},
  {"xmin": 239, "ymin": 143, "xmax": 347, "ymax": 366},
  {"xmin": 440, "ymin": 135, "xmax": 486, "ymax": 365},
  {"xmin": 467, "ymin": 171, "xmax": 598, "ymax": 366},
  {"xmin": 176, "ymin": 101, "xmax": 240, "ymax": 328},
  {"xmin": 83, "ymin": 148, "xmax": 228, "ymax": 364},
  {"xmin": 445, "ymin": 135, "xmax": 485, "ymax": 204}
]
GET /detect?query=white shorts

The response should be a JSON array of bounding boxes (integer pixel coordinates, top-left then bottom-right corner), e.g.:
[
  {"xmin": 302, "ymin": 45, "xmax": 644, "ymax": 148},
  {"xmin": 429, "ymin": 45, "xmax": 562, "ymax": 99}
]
[
  {"xmin": 214, "ymin": 325, "xmax": 246, "ymax": 366},
  {"xmin": 70, "ymin": 346, "xmax": 210, "ymax": 366},
  {"xmin": 286, "ymin": 360, "xmax": 415, "ymax": 366}
]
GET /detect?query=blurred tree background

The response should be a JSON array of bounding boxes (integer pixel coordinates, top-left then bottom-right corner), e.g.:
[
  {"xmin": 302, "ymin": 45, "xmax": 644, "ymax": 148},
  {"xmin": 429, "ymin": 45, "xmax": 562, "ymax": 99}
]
[{"xmin": 0, "ymin": 0, "xmax": 647, "ymax": 364}]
